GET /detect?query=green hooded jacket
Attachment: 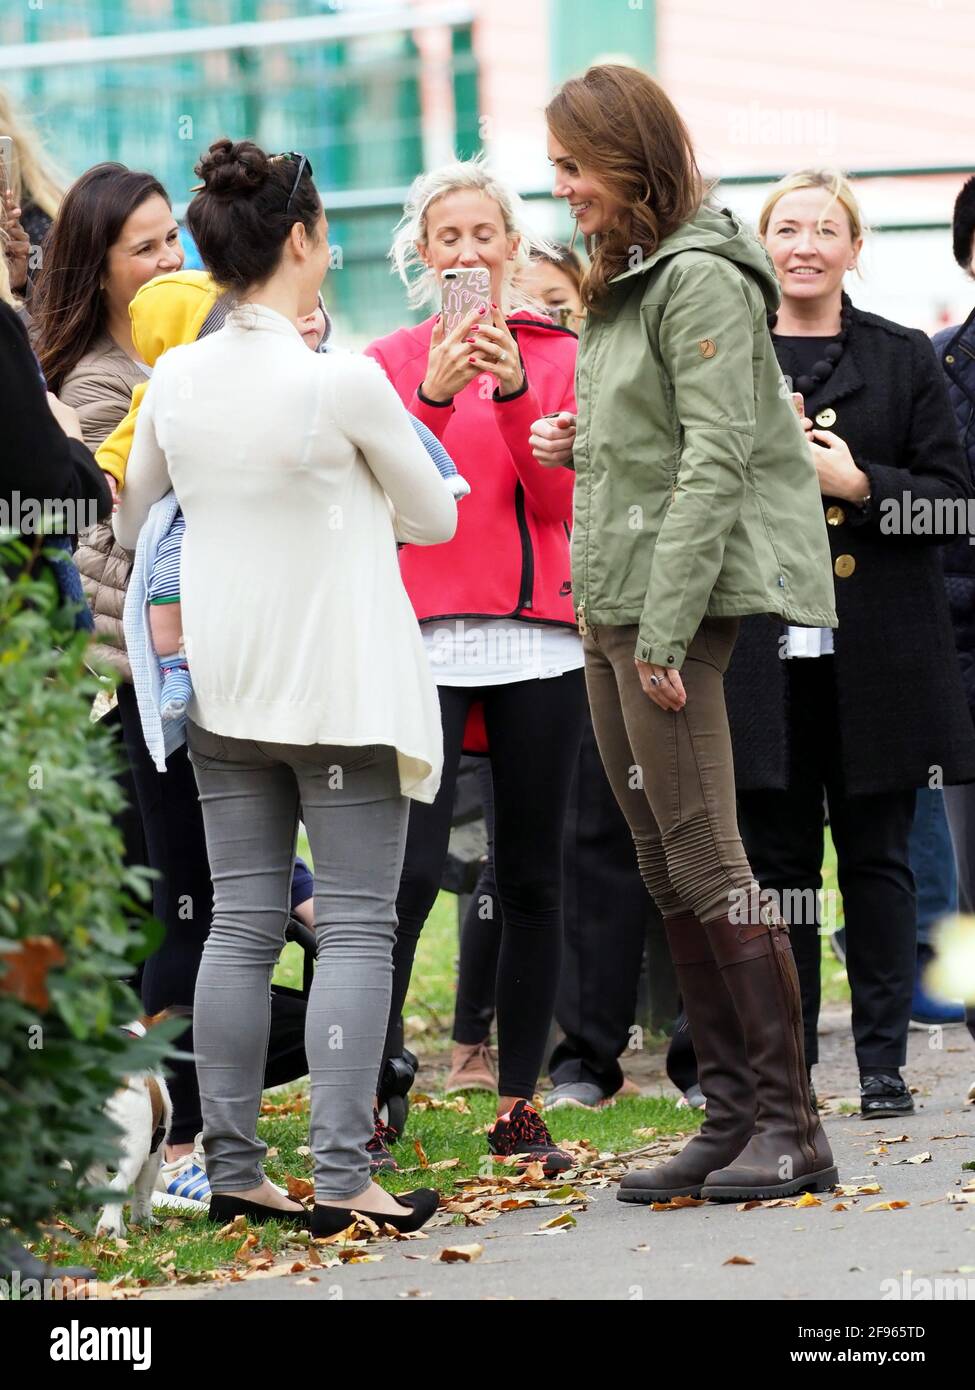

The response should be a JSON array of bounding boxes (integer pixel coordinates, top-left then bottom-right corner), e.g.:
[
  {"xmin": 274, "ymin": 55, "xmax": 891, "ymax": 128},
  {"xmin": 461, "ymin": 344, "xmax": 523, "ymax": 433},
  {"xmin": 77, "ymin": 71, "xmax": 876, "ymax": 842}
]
[{"xmin": 571, "ymin": 203, "xmax": 838, "ymax": 669}]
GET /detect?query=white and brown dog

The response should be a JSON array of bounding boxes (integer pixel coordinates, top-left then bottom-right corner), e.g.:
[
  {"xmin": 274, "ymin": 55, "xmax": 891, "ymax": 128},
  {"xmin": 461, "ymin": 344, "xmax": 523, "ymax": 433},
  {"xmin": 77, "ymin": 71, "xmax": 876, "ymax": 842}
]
[{"xmin": 92, "ymin": 1012, "xmax": 174, "ymax": 1238}]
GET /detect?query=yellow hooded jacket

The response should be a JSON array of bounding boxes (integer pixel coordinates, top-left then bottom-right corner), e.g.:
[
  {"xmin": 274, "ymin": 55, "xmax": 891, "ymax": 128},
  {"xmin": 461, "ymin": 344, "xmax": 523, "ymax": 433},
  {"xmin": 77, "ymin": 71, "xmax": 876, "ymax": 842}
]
[{"xmin": 96, "ymin": 269, "xmax": 221, "ymax": 484}]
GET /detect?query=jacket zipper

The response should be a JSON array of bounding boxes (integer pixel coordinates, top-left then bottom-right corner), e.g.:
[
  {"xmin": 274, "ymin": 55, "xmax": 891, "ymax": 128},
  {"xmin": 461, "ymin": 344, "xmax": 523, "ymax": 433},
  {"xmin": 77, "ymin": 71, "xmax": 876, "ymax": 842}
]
[{"xmin": 512, "ymin": 481, "xmax": 535, "ymax": 615}]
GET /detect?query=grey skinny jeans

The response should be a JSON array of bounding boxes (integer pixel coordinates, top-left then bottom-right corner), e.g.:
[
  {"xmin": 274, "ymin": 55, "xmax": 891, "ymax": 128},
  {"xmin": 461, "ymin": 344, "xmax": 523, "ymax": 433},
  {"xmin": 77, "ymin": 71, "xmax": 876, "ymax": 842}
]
[{"xmin": 186, "ymin": 720, "xmax": 409, "ymax": 1200}]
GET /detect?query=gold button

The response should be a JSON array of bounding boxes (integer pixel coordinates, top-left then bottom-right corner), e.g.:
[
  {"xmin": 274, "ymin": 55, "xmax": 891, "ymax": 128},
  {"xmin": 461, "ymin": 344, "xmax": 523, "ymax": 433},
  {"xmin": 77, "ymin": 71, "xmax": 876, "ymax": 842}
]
[
  {"xmin": 698, "ymin": 338, "xmax": 717, "ymax": 358},
  {"xmin": 834, "ymin": 554, "xmax": 856, "ymax": 578},
  {"xmin": 815, "ymin": 407, "xmax": 837, "ymax": 428},
  {"xmin": 826, "ymin": 505, "xmax": 846, "ymax": 526},
  {"xmin": 946, "ymin": 354, "xmax": 955, "ymax": 364}
]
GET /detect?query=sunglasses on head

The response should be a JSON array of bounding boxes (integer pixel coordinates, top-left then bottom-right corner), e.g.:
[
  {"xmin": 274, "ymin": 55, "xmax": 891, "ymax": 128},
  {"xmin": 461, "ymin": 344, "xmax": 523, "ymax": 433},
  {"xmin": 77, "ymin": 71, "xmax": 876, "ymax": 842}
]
[{"xmin": 278, "ymin": 151, "xmax": 314, "ymax": 213}]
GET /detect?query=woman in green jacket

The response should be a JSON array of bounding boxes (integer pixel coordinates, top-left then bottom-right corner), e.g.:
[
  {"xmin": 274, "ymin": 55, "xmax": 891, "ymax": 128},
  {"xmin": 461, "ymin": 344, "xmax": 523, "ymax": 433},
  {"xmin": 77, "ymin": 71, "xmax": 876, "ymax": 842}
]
[{"xmin": 533, "ymin": 64, "xmax": 838, "ymax": 1205}]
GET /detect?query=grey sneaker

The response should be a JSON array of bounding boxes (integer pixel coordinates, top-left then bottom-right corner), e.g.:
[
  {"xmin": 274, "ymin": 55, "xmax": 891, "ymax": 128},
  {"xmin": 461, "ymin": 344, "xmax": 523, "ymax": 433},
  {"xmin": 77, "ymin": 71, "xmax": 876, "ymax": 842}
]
[
  {"xmin": 543, "ymin": 1081, "xmax": 614, "ymax": 1111},
  {"xmin": 677, "ymin": 1083, "xmax": 706, "ymax": 1110}
]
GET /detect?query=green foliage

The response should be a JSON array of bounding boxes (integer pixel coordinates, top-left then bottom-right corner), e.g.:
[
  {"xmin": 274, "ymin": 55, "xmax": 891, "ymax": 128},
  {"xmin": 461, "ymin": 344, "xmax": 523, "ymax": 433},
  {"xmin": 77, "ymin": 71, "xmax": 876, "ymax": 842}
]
[{"xmin": 0, "ymin": 541, "xmax": 172, "ymax": 1236}]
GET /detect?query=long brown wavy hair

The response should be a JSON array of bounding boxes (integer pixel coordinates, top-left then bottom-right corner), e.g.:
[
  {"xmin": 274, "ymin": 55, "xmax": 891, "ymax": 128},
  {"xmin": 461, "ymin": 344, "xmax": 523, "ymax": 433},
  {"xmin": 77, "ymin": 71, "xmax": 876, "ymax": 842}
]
[
  {"xmin": 545, "ymin": 65, "xmax": 705, "ymax": 310},
  {"xmin": 31, "ymin": 163, "xmax": 170, "ymax": 394}
]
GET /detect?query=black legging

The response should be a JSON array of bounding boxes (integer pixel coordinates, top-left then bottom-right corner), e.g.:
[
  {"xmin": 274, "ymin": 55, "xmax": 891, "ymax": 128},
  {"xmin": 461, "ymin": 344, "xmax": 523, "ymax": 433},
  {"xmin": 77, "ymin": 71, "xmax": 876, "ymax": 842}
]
[
  {"xmin": 382, "ymin": 671, "xmax": 586, "ymax": 1099},
  {"xmin": 453, "ymin": 759, "xmax": 500, "ymax": 1045},
  {"xmin": 117, "ymin": 683, "xmax": 213, "ymax": 1144}
]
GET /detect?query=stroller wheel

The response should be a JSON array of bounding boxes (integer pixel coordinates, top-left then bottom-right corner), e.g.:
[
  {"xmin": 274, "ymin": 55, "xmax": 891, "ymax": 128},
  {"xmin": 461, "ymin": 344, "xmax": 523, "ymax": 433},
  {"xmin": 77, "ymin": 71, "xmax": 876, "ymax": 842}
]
[{"xmin": 380, "ymin": 1093, "xmax": 409, "ymax": 1139}]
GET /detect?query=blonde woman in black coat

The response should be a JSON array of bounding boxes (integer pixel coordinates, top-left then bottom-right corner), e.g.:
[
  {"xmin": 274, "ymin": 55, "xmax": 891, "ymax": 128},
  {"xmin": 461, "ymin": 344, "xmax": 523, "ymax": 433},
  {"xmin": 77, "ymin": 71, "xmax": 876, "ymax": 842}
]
[{"xmin": 724, "ymin": 170, "xmax": 975, "ymax": 1118}]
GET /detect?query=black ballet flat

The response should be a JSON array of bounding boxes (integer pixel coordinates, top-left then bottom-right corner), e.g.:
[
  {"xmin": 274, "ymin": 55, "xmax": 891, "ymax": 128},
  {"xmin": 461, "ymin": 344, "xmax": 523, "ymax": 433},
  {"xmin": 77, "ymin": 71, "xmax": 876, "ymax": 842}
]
[
  {"xmin": 208, "ymin": 1193, "xmax": 311, "ymax": 1228},
  {"xmin": 311, "ymin": 1187, "xmax": 440, "ymax": 1238}
]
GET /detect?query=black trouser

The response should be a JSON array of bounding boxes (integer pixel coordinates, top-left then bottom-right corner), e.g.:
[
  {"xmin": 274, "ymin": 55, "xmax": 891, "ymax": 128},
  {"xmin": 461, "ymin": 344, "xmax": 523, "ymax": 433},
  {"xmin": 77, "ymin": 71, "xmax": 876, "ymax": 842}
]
[
  {"xmin": 453, "ymin": 720, "xmax": 653, "ymax": 1092},
  {"xmin": 117, "ymin": 683, "xmax": 214, "ymax": 1143},
  {"xmin": 736, "ymin": 657, "xmax": 917, "ymax": 1073},
  {"xmin": 452, "ymin": 759, "xmax": 500, "ymax": 1046},
  {"xmin": 549, "ymin": 716, "xmax": 655, "ymax": 1092},
  {"xmin": 383, "ymin": 672, "xmax": 586, "ymax": 1099}
]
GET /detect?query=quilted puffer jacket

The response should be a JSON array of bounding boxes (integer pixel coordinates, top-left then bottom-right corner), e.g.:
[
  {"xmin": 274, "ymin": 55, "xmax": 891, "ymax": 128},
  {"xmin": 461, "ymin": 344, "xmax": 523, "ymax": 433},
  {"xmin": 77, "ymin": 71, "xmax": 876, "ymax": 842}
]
[{"xmin": 61, "ymin": 334, "xmax": 149, "ymax": 680}]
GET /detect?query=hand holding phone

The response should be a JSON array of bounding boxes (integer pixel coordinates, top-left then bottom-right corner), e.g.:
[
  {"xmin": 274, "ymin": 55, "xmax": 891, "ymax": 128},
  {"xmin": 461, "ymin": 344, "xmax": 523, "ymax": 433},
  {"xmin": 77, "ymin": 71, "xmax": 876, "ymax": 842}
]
[
  {"xmin": 440, "ymin": 267, "xmax": 491, "ymax": 335},
  {"xmin": 420, "ymin": 303, "xmax": 486, "ymax": 403}
]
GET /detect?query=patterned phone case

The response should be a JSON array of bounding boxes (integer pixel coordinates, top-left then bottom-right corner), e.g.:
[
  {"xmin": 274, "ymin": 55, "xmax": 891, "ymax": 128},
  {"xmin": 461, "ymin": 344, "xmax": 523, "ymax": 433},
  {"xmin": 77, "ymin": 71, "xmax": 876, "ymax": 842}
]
[{"xmin": 441, "ymin": 268, "xmax": 491, "ymax": 334}]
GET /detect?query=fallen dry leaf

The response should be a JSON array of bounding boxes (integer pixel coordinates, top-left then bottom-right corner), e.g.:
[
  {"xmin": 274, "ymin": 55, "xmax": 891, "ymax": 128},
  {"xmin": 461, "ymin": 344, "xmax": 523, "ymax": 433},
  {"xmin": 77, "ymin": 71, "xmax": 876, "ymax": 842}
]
[
  {"xmin": 413, "ymin": 1138, "xmax": 429, "ymax": 1168},
  {"xmin": 836, "ymin": 1183, "xmax": 882, "ymax": 1196},
  {"xmin": 892, "ymin": 1152, "xmax": 932, "ymax": 1166},
  {"xmin": 724, "ymin": 1254, "xmax": 755, "ymax": 1265},
  {"xmin": 437, "ymin": 1244, "xmax": 484, "ymax": 1263},
  {"xmin": 536, "ymin": 1211, "xmax": 576, "ymax": 1232},
  {"xmin": 286, "ymin": 1175, "xmax": 315, "ymax": 1200},
  {"xmin": 294, "ymin": 1276, "xmax": 320, "ymax": 1286},
  {"xmin": 409, "ymin": 1093, "xmax": 472, "ymax": 1115},
  {"xmin": 795, "ymin": 1192, "xmax": 823, "ymax": 1208},
  {"xmin": 651, "ymin": 1195, "xmax": 707, "ymax": 1211},
  {"xmin": 864, "ymin": 1201, "xmax": 910, "ymax": 1212}
]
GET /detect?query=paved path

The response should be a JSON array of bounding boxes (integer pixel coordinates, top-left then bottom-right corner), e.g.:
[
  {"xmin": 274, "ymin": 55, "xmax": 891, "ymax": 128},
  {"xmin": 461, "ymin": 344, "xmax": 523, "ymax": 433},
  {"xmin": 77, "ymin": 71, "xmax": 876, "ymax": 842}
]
[{"xmin": 147, "ymin": 1007, "xmax": 975, "ymax": 1302}]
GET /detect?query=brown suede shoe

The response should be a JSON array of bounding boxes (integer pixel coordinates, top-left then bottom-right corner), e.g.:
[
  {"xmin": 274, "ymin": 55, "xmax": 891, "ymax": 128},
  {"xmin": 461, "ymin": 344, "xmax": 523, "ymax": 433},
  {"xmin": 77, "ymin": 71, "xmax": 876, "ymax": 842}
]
[
  {"xmin": 445, "ymin": 1040, "xmax": 497, "ymax": 1094},
  {"xmin": 699, "ymin": 910, "xmax": 838, "ymax": 1202},
  {"xmin": 619, "ymin": 912, "xmax": 756, "ymax": 1204}
]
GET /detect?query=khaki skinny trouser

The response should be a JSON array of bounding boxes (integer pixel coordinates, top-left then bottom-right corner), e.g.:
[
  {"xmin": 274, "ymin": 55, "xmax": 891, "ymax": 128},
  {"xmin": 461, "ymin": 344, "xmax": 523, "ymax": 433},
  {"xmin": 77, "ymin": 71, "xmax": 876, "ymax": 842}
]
[{"xmin": 583, "ymin": 619, "xmax": 755, "ymax": 923}]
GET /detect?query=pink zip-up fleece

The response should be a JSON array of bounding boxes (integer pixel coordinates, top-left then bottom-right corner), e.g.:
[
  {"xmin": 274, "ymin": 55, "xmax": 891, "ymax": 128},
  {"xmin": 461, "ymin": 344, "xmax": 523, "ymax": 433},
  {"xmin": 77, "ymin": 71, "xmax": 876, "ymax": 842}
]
[{"xmin": 365, "ymin": 310, "xmax": 578, "ymax": 628}]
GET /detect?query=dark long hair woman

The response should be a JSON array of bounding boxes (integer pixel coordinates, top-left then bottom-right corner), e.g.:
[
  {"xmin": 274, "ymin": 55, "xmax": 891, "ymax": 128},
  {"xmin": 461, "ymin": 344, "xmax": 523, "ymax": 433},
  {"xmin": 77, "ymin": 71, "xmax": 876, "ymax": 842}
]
[{"xmin": 32, "ymin": 163, "xmax": 181, "ymax": 396}]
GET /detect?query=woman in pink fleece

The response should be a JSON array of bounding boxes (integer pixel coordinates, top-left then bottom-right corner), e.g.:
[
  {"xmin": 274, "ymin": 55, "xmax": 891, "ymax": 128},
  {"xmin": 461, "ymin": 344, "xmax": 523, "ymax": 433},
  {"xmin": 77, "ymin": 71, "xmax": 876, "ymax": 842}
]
[{"xmin": 365, "ymin": 159, "xmax": 586, "ymax": 1175}]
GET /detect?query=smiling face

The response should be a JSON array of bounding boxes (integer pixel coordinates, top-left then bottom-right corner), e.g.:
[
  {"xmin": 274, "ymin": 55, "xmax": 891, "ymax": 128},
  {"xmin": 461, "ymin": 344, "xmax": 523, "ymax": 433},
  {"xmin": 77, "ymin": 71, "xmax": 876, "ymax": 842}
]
[
  {"xmin": 547, "ymin": 132, "xmax": 625, "ymax": 239},
  {"xmin": 103, "ymin": 193, "xmax": 184, "ymax": 323},
  {"xmin": 762, "ymin": 186, "xmax": 862, "ymax": 308},
  {"xmin": 416, "ymin": 189, "xmax": 519, "ymax": 306}
]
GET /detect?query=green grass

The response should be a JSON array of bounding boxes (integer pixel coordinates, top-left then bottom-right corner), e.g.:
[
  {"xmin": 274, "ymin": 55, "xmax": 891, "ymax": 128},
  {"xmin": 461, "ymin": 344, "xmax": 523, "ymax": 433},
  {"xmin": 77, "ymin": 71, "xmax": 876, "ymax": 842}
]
[
  {"xmin": 33, "ymin": 829, "xmax": 850, "ymax": 1286},
  {"xmin": 36, "ymin": 1091, "xmax": 700, "ymax": 1285}
]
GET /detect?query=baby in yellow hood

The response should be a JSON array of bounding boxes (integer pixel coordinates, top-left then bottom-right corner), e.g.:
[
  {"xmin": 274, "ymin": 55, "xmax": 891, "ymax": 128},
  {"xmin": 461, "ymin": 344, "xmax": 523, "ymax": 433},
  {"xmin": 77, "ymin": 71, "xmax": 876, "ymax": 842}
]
[{"xmin": 99, "ymin": 271, "xmax": 227, "ymax": 717}]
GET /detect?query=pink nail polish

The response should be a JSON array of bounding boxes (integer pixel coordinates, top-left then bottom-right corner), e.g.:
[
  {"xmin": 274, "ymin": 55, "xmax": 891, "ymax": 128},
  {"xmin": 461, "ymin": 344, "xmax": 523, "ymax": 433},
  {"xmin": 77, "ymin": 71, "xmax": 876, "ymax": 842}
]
[
  {"xmin": 468, "ymin": 356, "xmax": 477, "ymax": 363},
  {"xmin": 478, "ymin": 305, "xmax": 487, "ymax": 314}
]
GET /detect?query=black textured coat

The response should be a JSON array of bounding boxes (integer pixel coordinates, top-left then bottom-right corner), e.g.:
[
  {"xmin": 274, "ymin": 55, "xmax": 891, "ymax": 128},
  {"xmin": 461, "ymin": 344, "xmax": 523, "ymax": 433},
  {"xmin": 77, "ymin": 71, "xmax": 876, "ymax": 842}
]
[
  {"xmin": 725, "ymin": 302, "xmax": 975, "ymax": 797},
  {"xmin": 933, "ymin": 306, "xmax": 975, "ymax": 712}
]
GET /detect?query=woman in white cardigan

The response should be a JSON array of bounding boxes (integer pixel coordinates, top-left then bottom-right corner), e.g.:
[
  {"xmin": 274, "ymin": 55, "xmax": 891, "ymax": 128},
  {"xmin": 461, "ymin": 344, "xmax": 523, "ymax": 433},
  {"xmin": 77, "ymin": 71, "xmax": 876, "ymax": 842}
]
[{"xmin": 114, "ymin": 139, "xmax": 456, "ymax": 1237}]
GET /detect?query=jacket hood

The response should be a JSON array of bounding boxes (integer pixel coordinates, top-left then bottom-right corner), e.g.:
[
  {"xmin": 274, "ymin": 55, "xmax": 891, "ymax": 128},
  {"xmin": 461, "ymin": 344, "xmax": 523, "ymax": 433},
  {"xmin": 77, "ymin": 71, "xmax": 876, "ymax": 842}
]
[
  {"xmin": 610, "ymin": 203, "xmax": 782, "ymax": 314},
  {"xmin": 129, "ymin": 270, "xmax": 221, "ymax": 367}
]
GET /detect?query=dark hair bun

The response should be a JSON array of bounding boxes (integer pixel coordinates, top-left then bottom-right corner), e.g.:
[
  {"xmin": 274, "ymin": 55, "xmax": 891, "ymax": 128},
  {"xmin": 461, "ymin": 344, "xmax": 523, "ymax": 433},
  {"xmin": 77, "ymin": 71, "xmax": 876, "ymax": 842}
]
[
  {"xmin": 187, "ymin": 137, "xmax": 322, "ymax": 294},
  {"xmin": 194, "ymin": 138, "xmax": 269, "ymax": 197}
]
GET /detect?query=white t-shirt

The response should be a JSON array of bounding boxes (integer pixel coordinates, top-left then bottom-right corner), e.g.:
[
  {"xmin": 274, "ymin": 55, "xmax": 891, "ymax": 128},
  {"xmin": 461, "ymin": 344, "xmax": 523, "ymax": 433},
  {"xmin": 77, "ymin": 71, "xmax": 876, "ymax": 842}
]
[
  {"xmin": 785, "ymin": 626, "xmax": 835, "ymax": 658},
  {"xmin": 421, "ymin": 617, "xmax": 584, "ymax": 686}
]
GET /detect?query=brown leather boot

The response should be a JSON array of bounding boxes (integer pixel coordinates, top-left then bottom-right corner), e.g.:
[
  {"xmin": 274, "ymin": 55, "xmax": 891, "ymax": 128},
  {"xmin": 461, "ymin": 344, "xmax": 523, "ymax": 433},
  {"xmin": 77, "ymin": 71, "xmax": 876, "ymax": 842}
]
[
  {"xmin": 618, "ymin": 912, "xmax": 756, "ymax": 1204},
  {"xmin": 699, "ymin": 911, "xmax": 838, "ymax": 1201}
]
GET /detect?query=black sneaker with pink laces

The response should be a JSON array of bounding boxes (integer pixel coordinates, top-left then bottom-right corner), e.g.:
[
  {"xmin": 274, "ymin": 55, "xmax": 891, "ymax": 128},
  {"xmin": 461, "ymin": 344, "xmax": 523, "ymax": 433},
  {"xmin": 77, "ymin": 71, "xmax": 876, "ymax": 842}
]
[
  {"xmin": 366, "ymin": 1108, "xmax": 399, "ymax": 1173},
  {"xmin": 487, "ymin": 1099, "xmax": 573, "ymax": 1175}
]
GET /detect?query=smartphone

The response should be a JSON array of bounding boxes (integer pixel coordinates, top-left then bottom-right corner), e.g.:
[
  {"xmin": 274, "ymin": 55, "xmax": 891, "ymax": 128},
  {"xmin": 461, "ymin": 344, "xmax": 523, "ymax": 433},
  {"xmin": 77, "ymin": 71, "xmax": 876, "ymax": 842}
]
[
  {"xmin": 441, "ymin": 267, "xmax": 491, "ymax": 335},
  {"xmin": 0, "ymin": 136, "xmax": 15, "ymax": 197}
]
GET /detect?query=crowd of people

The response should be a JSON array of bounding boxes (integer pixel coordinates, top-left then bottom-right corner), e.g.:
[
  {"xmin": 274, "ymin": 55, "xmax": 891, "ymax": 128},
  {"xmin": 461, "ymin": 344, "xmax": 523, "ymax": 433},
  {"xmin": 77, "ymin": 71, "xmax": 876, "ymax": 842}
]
[{"xmin": 3, "ymin": 62, "xmax": 975, "ymax": 1237}]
